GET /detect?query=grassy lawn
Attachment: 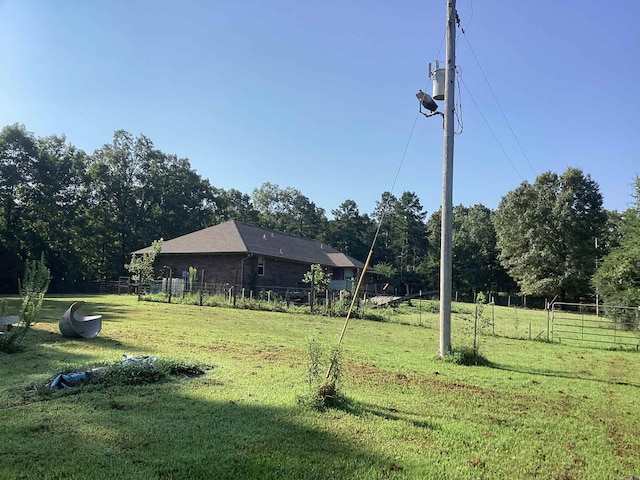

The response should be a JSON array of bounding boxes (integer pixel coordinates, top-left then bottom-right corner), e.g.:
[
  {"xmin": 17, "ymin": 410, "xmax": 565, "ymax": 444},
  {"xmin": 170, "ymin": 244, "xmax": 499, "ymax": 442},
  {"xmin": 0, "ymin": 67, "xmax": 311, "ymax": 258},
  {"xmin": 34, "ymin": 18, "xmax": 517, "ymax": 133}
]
[{"xmin": 1, "ymin": 295, "xmax": 639, "ymax": 479}]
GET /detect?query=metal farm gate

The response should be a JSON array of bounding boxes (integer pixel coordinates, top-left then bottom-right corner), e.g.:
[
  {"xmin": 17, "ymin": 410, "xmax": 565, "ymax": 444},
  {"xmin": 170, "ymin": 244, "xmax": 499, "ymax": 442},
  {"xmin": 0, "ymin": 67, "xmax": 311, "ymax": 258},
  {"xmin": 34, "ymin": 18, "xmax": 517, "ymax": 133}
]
[{"xmin": 551, "ymin": 302, "xmax": 640, "ymax": 349}]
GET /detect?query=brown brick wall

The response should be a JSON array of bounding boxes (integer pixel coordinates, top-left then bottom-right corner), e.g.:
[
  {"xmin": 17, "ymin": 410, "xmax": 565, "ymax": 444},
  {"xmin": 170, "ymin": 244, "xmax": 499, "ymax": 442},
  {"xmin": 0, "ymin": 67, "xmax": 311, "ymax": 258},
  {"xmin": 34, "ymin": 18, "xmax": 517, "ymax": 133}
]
[
  {"xmin": 154, "ymin": 253, "xmax": 311, "ymax": 291},
  {"xmin": 154, "ymin": 253, "xmax": 376, "ymax": 293}
]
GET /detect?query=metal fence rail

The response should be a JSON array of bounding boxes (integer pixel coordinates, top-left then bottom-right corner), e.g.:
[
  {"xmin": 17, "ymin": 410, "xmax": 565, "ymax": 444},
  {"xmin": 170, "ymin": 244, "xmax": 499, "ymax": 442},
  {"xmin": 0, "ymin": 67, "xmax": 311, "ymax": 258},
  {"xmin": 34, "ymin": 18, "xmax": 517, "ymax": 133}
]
[{"xmin": 551, "ymin": 302, "xmax": 640, "ymax": 349}]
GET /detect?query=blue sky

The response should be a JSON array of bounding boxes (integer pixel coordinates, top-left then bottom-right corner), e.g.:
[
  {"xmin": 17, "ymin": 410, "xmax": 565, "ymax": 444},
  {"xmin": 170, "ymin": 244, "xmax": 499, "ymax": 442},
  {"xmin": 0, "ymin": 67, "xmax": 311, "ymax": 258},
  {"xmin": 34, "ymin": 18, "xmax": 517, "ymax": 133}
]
[{"xmin": 1, "ymin": 0, "xmax": 638, "ymax": 219}]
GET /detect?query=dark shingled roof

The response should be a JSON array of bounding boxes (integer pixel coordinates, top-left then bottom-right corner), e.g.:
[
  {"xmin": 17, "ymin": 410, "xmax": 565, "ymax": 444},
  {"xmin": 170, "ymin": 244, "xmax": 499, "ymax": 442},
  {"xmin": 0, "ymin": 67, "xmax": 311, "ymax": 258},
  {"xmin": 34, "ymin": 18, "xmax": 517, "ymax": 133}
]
[{"xmin": 133, "ymin": 220, "xmax": 365, "ymax": 269}]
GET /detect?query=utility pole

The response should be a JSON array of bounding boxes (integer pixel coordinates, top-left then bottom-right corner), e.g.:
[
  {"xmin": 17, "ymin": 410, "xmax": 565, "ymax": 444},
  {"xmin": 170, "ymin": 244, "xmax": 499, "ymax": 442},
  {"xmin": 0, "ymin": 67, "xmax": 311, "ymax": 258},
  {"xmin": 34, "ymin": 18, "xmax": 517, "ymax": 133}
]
[{"xmin": 439, "ymin": 0, "xmax": 456, "ymax": 357}]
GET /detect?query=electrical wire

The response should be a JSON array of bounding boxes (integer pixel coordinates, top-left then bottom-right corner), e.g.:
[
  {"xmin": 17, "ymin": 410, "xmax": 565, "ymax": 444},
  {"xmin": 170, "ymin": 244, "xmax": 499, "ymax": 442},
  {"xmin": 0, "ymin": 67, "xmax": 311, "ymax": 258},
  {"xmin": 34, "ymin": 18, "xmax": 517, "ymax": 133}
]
[
  {"xmin": 460, "ymin": 77, "xmax": 524, "ymax": 181},
  {"xmin": 460, "ymin": 30, "xmax": 537, "ymax": 177},
  {"xmin": 328, "ymin": 7, "xmax": 452, "ymax": 378},
  {"xmin": 454, "ymin": 65, "xmax": 464, "ymax": 135},
  {"xmin": 326, "ymin": 112, "xmax": 421, "ymax": 379}
]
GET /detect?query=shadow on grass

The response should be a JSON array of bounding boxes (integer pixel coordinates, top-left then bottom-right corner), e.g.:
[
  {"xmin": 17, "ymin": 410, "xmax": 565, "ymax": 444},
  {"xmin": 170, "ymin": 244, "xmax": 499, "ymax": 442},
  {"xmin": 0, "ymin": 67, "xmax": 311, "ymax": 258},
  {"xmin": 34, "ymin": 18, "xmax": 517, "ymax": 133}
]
[
  {"xmin": 327, "ymin": 395, "xmax": 438, "ymax": 430},
  {"xmin": 1, "ymin": 295, "xmax": 139, "ymax": 330},
  {"xmin": 1, "ymin": 385, "xmax": 403, "ymax": 480},
  {"xmin": 487, "ymin": 362, "xmax": 640, "ymax": 388}
]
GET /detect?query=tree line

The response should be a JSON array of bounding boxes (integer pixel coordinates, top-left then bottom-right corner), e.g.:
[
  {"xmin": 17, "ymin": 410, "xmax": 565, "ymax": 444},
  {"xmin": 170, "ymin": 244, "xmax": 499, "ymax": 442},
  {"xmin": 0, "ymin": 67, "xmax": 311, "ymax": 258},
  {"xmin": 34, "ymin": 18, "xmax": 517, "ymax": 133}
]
[{"xmin": 1, "ymin": 124, "xmax": 637, "ymax": 306}]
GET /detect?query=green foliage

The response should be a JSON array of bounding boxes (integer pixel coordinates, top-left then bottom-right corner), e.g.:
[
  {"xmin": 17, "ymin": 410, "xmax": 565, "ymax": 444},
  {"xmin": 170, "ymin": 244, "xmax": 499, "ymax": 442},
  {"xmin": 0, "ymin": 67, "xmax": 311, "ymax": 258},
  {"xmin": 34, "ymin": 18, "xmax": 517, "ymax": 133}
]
[
  {"xmin": 422, "ymin": 300, "xmax": 440, "ymax": 314},
  {"xmin": 188, "ymin": 266, "xmax": 197, "ymax": 292},
  {"xmin": 31, "ymin": 359, "xmax": 207, "ymax": 400},
  {"xmin": 297, "ymin": 338, "xmax": 344, "ymax": 411},
  {"xmin": 0, "ymin": 253, "xmax": 50, "ymax": 352},
  {"xmin": 305, "ymin": 337, "xmax": 322, "ymax": 387},
  {"xmin": 252, "ymin": 182, "xmax": 327, "ymax": 239},
  {"xmin": 125, "ymin": 238, "xmax": 163, "ymax": 283},
  {"xmin": 593, "ymin": 176, "xmax": 640, "ymax": 310},
  {"xmin": 371, "ymin": 191, "xmax": 430, "ymax": 292},
  {"xmin": 440, "ymin": 345, "xmax": 490, "ymax": 366},
  {"xmin": 302, "ymin": 264, "xmax": 331, "ymax": 296},
  {"xmin": 329, "ymin": 290, "xmax": 354, "ymax": 317},
  {"xmin": 476, "ymin": 291, "xmax": 487, "ymax": 304},
  {"xmin": 92, "ymin": 361, "xmax": 166, "ymax": 386},
  {"xmin": 18, "ymin": 253, "xmax": 51, "ymax": 328},
  {"xmin": 325, "ymin": 199, "xmax": 373, "ymax": 262},
  {"xmin": 2, "ymin": 295, "xmax": 640, "ymax": 478},
  {"xmin": 495, "ymin": 168, "xmax": 606, "ymax": 298},
  {"xmin": 373, "ymin": 262, "xmax": 397, "ymax": 282},
  {"xmin": 90, "ymin": 358, "xmax": 205, "ymax": 387},
  {"xmin": 472, "ymin": 292, "xmax": 494, "ymax": 357}
]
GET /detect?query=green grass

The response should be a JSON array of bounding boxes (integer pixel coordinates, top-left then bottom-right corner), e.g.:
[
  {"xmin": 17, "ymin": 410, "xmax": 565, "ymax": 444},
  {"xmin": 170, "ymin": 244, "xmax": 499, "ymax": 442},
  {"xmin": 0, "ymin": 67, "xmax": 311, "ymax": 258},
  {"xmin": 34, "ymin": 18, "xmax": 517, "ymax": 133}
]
[{"xmin": 0, "ymin": 295, "xmax": 639, "ymax": 479}]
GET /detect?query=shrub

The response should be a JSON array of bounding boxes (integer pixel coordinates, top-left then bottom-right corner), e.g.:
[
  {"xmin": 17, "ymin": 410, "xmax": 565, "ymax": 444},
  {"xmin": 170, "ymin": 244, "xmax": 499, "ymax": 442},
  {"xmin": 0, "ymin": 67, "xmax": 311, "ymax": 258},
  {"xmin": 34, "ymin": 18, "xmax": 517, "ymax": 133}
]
[
  {"xmin": 440, "ymin": 346, "xmax": 490, "ymax": 366},
  {"xmin": 0, "ymin": 254, "xmax": 50, "ymax": 353},
  {"xmin": 297, "ymin": 338, "xmax": 345, "ymax": 410}
]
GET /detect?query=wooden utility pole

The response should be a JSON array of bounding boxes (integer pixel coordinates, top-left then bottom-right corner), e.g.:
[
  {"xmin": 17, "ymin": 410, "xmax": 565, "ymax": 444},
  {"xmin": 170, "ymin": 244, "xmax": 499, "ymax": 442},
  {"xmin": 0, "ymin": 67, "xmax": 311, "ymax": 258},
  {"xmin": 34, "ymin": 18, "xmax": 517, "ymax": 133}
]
[{"xmin": 439, "ymin": 0, "xmax": 456, "ymax": 357}]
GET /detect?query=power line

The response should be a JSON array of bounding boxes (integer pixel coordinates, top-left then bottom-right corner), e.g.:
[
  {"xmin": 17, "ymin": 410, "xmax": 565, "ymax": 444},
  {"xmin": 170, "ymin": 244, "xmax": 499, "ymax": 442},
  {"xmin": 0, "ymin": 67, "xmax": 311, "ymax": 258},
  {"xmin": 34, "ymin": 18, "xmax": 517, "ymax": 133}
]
[
  {"xmin": 327, "ymin": 110, "xmax": 421, "ymax": 372},
  {"xmin": 460, "ymin": 28, "xmax": 537, "ymax": 177},
  {"xmin": 460, "ymin": 77, "xmax": 524, "ymax": 181}
]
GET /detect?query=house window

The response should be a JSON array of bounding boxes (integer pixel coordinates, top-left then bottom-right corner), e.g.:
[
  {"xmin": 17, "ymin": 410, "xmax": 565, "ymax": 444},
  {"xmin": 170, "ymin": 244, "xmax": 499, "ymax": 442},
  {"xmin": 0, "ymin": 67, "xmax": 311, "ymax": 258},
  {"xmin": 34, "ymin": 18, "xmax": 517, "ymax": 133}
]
[{"xmin": 257, "ymin": 256, "xmax": 265, "ymax": 276}]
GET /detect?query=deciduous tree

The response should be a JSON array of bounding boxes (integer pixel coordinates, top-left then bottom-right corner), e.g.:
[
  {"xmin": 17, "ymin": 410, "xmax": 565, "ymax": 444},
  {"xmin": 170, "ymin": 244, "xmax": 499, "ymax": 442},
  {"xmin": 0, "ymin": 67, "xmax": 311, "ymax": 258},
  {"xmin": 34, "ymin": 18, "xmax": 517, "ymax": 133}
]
[
  {"xmin": 592, "ymin": 176, "xmax": 640, "ymax": 307},
  {"xmin": 495, "ymin": 168, "xmax": 606, "ymax": 299},
  {"xmin": 252, "ymin": 182, "xmax": 327, "ymax": 239}
]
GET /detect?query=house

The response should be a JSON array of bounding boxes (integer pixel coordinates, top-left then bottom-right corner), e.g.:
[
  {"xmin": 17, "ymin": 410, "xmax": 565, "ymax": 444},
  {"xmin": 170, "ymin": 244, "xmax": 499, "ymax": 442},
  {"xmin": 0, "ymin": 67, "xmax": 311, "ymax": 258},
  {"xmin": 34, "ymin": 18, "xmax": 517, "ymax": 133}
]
[{"xmin": 133, "ymin": 220, "xmax": 376, "ymax": 293}]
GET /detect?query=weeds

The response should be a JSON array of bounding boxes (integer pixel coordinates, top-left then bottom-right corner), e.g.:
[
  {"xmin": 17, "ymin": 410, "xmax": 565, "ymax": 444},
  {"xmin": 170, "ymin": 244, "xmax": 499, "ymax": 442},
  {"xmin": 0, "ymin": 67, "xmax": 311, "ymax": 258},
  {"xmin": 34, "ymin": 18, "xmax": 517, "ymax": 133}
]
[
  {"xmin": 28, "ymin": 357, "xmax": 209, "ymax": 401},
  {"xmin": 297, "ymin": 338, "xmax": 345, "ymax": 410},
  {"xmin": 0, "ymin": 254, "xmax": 50, "ymax": 353},
  {"xmin": 440, "ymin": 346, "xmax": 491, "ymax": 366}
]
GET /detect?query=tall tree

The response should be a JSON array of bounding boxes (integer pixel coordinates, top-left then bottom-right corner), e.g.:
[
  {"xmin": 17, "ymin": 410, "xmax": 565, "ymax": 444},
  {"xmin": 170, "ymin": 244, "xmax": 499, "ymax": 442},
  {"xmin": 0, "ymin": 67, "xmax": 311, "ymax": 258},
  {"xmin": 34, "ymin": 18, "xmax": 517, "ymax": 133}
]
[
  {"xmin": 371, "ymin": 191, "xmax": 398, "ymax": 265},
  {"xmin": 25, "ymin": 135, "xmax": 92, "ymax": 290},
  {"xmin": 212, "ymin": 188, "xmax": 261, "ymax": 225},
  {"xmin": 371, "ymin": 191, "xmax": 428, "ymax": 292},
  {"xmin": 89, "ymin": 130, "xmax": 217, "ymax": 279},
  {"xmin": 325, "ymin": 199, "xmax": 374, "ymax": 262},
  {"xmin": 592, "ymin": 176, "xmax": 640, "ymax": 307},
  {"xmin": 392, "ymin": 191, "xmax": 428, "ymax": 275},
  {"xmin": 451, "ymin": 204, "xmax": 513, "ymax": 298},
  {"xmin": 136, "ymin": 151, "xmax": 217, "ymax": 243},
  {"xmin": 421, "ymin": 208, "xmax": 442, "ymax": 291},
  {"xmin": 495, "ymin": 167, "xmax": 606, "ymax": 299},
  {"xmin": 0, "ymin": 125, "xmax": 38, "ymax": 291},
  {"xmin": 252, "ymin": 182, "xmax": 327, "ymax": 239},
  {"xmin": 423, "ymin": 204, "xmax": 514, "ymax": 299}
]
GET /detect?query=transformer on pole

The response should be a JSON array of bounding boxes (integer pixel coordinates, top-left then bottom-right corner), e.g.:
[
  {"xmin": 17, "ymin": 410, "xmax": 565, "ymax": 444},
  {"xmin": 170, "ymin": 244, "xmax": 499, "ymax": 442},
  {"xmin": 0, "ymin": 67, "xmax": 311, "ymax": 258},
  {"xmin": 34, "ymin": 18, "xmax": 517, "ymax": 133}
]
[
  {"xmin": 415, "ymin": 0, "xmax": 457, "ymax": 357},
  {"xmin": 439, "ymin": 0, "xmax": 456, "ymax": 357}
]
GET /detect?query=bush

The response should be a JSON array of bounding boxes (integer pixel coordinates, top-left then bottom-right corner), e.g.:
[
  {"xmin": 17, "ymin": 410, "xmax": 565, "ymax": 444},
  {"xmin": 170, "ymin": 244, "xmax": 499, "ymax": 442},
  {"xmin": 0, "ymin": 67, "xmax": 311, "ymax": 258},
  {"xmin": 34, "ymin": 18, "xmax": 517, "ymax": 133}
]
[
  {"xmin": 0, "ymin": 254, "xmax": 50, "ymax": 353},
  {"xmin": 297, "ymin": 338, "xmax": 345, "ymax": 410},
  {"xmin": 30, "ymin": 357, "xmax": 208, "ymax": 400},
  {"xmin": 440, "ymin": 346, "xmax": 490, "ymax": 366}
]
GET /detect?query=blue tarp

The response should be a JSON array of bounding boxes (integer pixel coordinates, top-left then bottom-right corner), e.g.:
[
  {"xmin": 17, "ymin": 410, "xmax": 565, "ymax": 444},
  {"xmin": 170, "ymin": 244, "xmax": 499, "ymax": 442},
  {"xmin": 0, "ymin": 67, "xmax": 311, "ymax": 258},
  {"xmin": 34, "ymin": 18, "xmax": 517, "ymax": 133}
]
[{"xmin": 49, "ymin": 372, "xmax": 90, "ymax": 389}]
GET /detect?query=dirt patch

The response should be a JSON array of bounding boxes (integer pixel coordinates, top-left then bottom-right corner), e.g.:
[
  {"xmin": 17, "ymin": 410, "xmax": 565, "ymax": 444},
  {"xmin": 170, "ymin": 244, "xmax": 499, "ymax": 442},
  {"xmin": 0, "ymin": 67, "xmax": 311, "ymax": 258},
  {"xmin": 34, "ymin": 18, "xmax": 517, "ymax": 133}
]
[
  {"xmin": 205, "ymin": 342, "xmax": 234, "ymax": 352},
  {"xmin": 346, "ymin": 363, "xmax": 498, "ymax": 397}
]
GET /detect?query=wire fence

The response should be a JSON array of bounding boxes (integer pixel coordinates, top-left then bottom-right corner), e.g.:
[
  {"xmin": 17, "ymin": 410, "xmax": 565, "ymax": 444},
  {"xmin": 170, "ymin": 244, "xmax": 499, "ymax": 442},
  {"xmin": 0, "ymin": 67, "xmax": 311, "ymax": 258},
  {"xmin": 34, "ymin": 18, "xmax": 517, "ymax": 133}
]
[
  {"xmin": 129, "ymin": 277, "xmax": 375, "ymax": 318},
  {"xmin": 108, "ymin": 277, "xmax": 640, "ymax": 350},
  {"xmin": 551, "ymin": 302, "xmax": 640, "ymax": 349}
]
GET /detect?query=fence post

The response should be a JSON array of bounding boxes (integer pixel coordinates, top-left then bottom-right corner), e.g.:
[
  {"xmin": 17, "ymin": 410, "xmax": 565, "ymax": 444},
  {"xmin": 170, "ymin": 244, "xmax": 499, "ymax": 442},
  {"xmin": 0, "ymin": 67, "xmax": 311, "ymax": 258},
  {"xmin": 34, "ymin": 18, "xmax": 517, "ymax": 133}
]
[
  {"xmin": 473, "ymin": 302, "xmax": 478, "ymax": 354},
  {"xmin": 547, "ymin": 307, "xmax": 550, "ymax": 341},
  {"xmin": 492, "ymin": 302, "xmax": 495, "ymax": 335}
]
